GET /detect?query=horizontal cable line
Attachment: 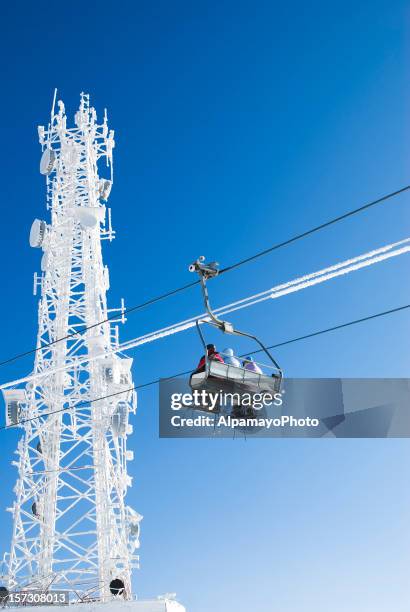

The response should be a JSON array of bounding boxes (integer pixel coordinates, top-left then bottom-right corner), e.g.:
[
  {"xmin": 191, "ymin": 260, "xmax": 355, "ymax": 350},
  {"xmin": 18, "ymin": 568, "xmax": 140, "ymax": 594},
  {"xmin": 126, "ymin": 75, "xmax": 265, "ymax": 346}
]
[
  {"xmin": 1, "ymin": 303, "xmax": 408, "ymax": 432},
  {"xmin": 0, "ymin": 184, "xmax": 408, "ymax": 369},
  {"xmin": 117, "ymin": 236, "xmax": 410, "ymax": 351},
  {"xmin": 220, "ymin": 185, "xmax": 410, "ymax": 273},
  {"xmin": 0, "ymin": 280, "xmax": 199, "ymax": 368},
  {"xmin": 2, "ymin": 236, "xmax": 409, "ymax": 391},
  {"xmin": 248, "ymin": 303, "xmax": 410, "ymax": 354}
]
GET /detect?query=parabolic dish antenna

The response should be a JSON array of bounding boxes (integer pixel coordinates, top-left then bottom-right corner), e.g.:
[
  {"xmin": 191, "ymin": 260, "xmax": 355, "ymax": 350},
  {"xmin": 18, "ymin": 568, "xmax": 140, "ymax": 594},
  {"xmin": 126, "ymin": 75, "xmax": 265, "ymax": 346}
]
[
  {"xmin": 40, "ymin": 252, "xmax": 48, "ymax": 272},
  {"xmin": 75, "ymin": 207, "xmax": 103, "ymax": 228},
  {"xmin": 29, "ymin": 219, "xmax": 46, "ymax": 248},
  {"xmin": 40, "ymin": 148, "xmax": 56, "ymax": 175}
]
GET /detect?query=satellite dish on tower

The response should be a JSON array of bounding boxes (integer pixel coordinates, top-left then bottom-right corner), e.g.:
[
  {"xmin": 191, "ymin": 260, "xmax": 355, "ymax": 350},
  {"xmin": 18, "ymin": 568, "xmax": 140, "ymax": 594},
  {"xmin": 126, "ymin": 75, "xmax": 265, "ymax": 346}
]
[
  {"xmin": 73, "ymin": 207, "xmax": 105, "ymax": 229},
  {"xmin": 29, "ymin": 219, "xmax": 46, "ymax": 248},
  {"xmin": 40, "ymin": 252, "xmax": 48, "ymax": 272},
  {"xmin": 39, "ymin": 148, "xmax": 56, "ymax": 175},
  {"xmin": 76, "ymin": 208, "xmax": 99, "ymax": 228}
]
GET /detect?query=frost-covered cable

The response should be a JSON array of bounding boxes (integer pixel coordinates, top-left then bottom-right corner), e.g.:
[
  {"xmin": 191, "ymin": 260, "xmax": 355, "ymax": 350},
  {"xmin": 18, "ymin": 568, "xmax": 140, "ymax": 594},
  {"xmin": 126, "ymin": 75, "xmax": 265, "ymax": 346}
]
[
  {"xmin": 2, "ymin": 237, "xmax": 409, "ymax": 390},
  {"xmin": 121, "ymin": 236, "xmax": 410, "ymax": 349}
]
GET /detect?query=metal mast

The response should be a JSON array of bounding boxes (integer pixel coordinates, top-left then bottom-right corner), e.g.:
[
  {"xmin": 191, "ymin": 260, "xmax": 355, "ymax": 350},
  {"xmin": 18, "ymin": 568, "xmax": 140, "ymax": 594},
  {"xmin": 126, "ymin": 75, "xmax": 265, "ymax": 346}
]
[{"xmin": 1, "ymin": 93, "xmax": 141, "ymax": 601}]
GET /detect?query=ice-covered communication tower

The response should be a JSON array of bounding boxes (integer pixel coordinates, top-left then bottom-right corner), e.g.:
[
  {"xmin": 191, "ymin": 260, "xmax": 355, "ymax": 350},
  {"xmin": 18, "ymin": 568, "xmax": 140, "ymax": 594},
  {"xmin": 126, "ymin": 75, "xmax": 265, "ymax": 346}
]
[{"xmin": 1, "ymin": 93, "xmax": 141, "ymax": 601}]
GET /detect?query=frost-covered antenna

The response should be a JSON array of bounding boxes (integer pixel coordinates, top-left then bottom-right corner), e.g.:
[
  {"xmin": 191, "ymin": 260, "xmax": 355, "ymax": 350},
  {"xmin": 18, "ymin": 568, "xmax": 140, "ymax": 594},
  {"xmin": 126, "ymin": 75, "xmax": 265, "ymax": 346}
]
[
  {"xmin": 1, "ymin": 94, "xmax": 140, "ymax": 602},
  {"xmin": 50, "ymin": 87, "xmax": 57, "ymax": 124},
  {"xmin": 42, "ymin": 88, "xmax": 57, "ymax": 155}
]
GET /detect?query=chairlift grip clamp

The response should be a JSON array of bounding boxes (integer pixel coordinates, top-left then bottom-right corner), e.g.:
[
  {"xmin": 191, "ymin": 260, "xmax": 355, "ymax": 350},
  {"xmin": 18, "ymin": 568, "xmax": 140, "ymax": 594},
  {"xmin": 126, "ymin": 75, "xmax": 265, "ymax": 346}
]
[{"xmin": 188, "ymin": 256, "xmax": 219, "ymax": 279}]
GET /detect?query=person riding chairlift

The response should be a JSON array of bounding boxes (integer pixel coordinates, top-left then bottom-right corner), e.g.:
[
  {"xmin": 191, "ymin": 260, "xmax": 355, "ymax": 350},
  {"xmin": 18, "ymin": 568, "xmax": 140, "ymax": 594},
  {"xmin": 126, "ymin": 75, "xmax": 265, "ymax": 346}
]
[
  {"xmin": 222, "ymin": 348, "xmax": 241, "ymax": 367},
  {"xmin": 243, "ymin": 355, "xmax": 263, "ymax": 374},
  {"xmin": 195, "ymin": 343, "xmax": 224, "ymax": 373}
]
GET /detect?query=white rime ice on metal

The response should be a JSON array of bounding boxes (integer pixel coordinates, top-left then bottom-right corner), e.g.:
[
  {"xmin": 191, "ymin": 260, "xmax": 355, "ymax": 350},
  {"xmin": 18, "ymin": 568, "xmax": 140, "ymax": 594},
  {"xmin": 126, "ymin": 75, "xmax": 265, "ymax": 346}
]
[{"xmin": 1, "ymin": 94, "xmax": 140, "ymax": 601}]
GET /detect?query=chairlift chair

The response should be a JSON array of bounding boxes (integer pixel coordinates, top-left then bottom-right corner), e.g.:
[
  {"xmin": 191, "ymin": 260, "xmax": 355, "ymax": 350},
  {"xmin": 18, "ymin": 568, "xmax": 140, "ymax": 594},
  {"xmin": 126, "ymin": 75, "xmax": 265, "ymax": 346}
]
[{"xmin": 188, "ymin": 256, "xmax": 283, "ymax": 413}]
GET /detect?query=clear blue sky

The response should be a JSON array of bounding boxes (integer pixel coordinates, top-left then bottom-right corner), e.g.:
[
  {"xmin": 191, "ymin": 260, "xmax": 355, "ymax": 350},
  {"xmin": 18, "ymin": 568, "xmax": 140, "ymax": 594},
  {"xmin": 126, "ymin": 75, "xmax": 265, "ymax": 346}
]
[{"xmin": 0, "ymin": 1, "xmax": 409, "ymax": 610}]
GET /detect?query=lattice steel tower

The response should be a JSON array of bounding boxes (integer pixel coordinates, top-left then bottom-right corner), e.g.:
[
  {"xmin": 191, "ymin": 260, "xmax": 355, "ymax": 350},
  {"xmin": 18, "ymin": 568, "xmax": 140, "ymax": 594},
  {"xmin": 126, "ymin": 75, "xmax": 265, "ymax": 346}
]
[{"xmin": 1, "ymin": 93, "xmax": 141, "ymax": 601}]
